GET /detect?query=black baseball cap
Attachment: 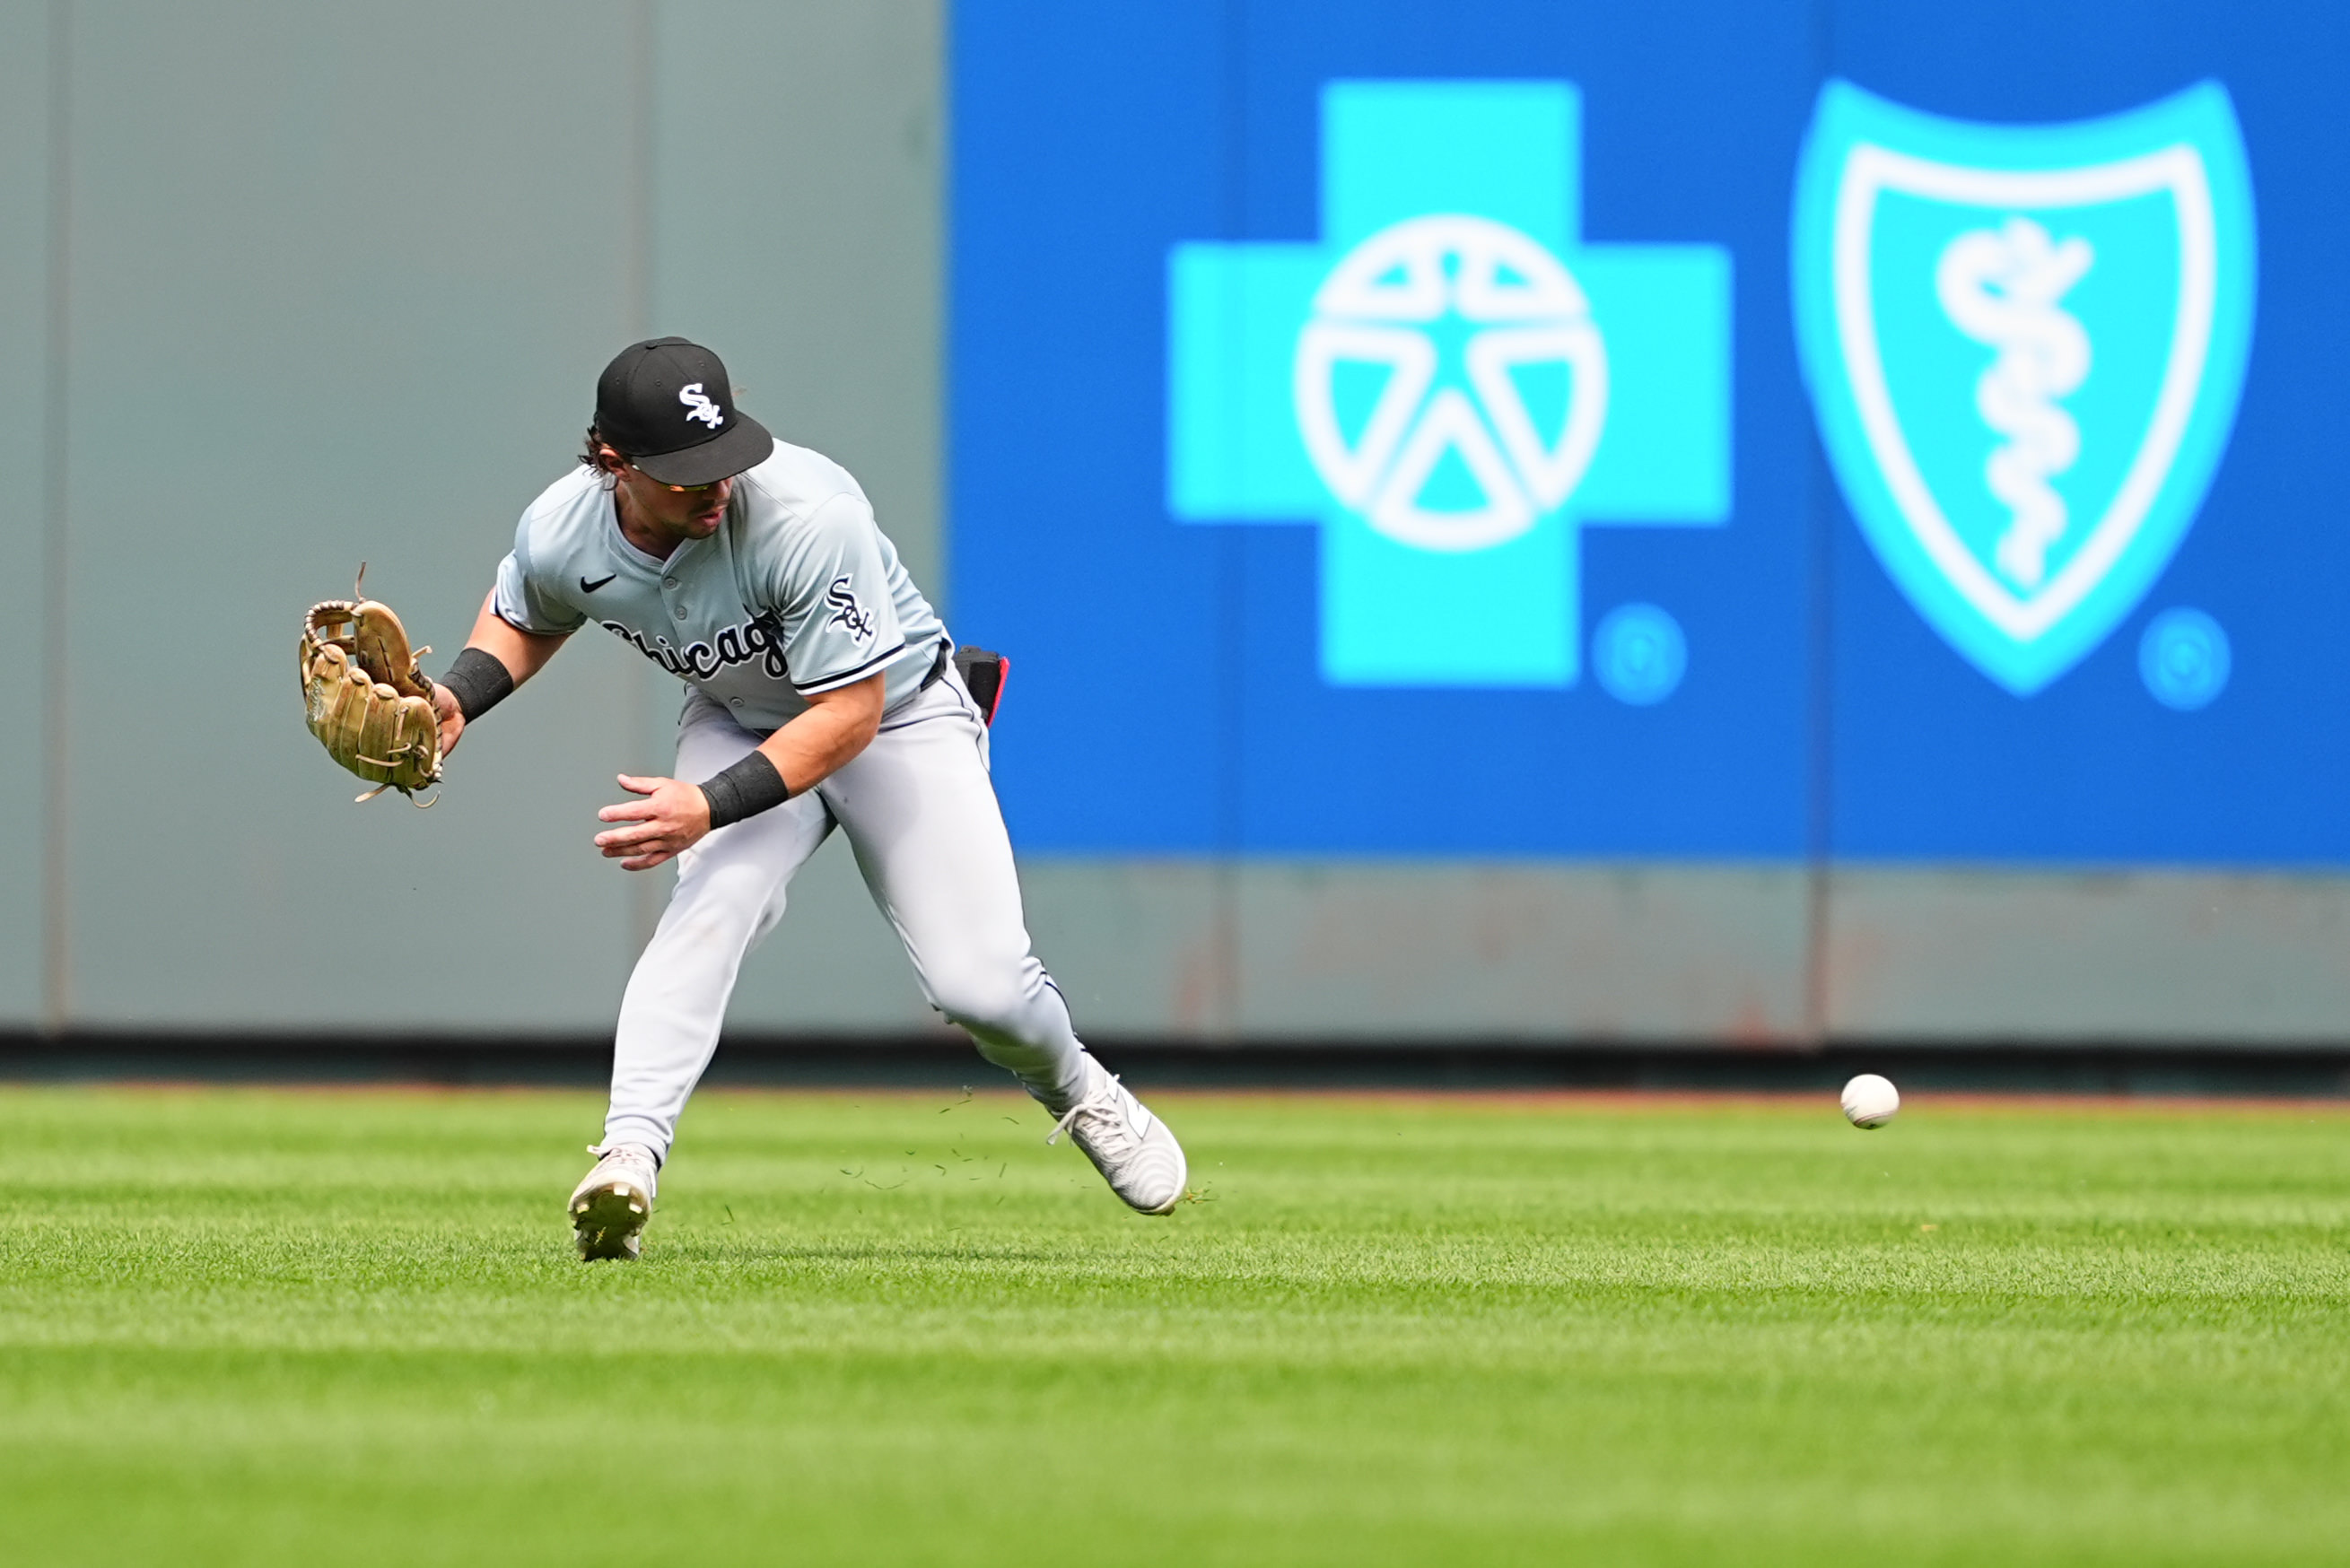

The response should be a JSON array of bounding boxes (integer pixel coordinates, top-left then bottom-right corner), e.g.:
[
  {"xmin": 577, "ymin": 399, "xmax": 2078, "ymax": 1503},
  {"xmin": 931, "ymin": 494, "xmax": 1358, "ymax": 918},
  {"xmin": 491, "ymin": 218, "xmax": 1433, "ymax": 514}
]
[{"xmin": 593, "ymin": 337, "xmax": 773, "ymax": 486}]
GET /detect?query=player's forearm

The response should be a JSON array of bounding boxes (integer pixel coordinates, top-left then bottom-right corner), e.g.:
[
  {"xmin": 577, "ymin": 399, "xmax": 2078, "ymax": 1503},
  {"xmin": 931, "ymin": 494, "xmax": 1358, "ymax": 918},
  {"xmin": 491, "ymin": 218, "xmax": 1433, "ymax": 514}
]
[
  {"xmin": 692, "ymin": 675, "xmax": 884, "ymax": 831},
  {"xmin": 437, "ymin": 593, "xmax": 567, "ymax": 728},
  {"xmin": 464, "ymin": 592, "xmax": 568, "ymax": 688},
  {"xmin": 642, "ymin": 674, "xmax": 885, "ymax": 841},
  {"xmin": 432, "ymin": 592, "xmax": 571, "ymax": 755},
  {"xmin": 755, "ymin": 674, "xmax": 886, "ymax": 794}
]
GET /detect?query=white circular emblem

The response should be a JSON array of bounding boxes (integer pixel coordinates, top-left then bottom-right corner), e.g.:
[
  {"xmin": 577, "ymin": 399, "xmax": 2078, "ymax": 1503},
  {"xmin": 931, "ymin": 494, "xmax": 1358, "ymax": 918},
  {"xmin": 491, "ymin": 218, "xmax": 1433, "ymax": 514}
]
[{"xmin": 1294, "ymin": 214, "xmax": 1609, "ymax": 553}]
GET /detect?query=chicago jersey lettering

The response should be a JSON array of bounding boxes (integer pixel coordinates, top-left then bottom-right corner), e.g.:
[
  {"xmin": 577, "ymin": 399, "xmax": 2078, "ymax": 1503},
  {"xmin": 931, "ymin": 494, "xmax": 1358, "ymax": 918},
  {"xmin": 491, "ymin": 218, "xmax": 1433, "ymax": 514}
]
[{"xmin": 493, "ymin": 437, "xmax": 943, "ymax": 727}]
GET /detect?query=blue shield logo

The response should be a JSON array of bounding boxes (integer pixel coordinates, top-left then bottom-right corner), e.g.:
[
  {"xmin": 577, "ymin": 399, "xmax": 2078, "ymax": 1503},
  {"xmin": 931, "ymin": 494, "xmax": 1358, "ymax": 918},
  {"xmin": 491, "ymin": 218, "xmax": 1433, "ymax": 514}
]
[{"xmin": 1793, "ymin": 80, "xmax": 2256, "ymax": 695}]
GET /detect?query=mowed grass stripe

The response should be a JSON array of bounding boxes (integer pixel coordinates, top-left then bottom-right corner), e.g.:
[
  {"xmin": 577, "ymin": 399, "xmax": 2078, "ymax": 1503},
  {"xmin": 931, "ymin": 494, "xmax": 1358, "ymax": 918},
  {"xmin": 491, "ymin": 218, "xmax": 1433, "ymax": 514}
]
[{"xmin": 1, "ymin": 1085, "xmax": 2344, "ymax": 1566}]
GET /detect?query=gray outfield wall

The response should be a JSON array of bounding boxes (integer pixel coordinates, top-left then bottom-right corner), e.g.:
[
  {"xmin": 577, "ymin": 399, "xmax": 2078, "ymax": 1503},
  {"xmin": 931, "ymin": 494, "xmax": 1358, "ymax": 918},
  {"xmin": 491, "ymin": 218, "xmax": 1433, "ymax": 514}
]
[{"xmin": 4, "ymin": 0, "xmax": 2346, "ymax": 1044}]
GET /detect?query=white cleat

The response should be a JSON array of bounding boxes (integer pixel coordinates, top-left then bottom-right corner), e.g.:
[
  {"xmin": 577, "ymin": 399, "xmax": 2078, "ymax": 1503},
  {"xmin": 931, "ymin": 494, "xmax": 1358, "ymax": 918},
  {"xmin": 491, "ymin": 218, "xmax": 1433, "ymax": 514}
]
[
  {"xmin": 569, "ymin": 1143, "xmax": 660, "ymax": 1261},
  {"xmin": 1045, "ymin": 1058, "xmax": 1187, "ymax": 1215}
]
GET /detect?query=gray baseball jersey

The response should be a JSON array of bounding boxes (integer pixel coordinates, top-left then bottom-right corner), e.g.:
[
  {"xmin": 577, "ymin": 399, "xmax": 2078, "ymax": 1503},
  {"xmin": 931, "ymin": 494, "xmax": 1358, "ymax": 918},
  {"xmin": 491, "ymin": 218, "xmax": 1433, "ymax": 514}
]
[{"xmin": 494, "ymin": 437, "xmax": 946, "ymax": 730}]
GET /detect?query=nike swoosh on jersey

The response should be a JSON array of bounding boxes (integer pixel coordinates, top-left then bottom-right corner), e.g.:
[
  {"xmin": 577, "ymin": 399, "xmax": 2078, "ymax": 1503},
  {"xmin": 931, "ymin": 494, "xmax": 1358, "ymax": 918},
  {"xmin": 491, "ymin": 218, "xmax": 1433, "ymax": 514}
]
[{"xmin": 581, "ymin": 573, "xmax": 617, "ymax": 593}]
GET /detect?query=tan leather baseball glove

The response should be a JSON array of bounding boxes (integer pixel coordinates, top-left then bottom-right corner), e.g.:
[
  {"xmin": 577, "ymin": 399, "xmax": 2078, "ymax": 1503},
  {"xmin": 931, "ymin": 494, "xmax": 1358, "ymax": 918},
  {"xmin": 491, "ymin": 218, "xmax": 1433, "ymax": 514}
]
[{"xmin": 299, "ymin": 588, "xmax": 442, "ymax": 804}]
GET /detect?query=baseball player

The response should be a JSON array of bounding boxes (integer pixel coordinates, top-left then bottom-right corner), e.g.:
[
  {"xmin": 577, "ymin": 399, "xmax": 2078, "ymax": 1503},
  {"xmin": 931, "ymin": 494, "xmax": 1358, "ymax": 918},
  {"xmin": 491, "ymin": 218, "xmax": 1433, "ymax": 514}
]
[{"xmin": 427, "ymin": 337, "xmax": 1187, "ymax": 1259}]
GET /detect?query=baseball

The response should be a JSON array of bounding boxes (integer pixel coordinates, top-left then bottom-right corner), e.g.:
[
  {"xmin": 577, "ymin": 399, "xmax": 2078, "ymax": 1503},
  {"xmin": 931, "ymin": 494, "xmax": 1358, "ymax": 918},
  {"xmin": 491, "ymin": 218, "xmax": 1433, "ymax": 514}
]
[{"xmin": 1840, "ymin": 1073, "xmax": 1900, "ymax": 1128}]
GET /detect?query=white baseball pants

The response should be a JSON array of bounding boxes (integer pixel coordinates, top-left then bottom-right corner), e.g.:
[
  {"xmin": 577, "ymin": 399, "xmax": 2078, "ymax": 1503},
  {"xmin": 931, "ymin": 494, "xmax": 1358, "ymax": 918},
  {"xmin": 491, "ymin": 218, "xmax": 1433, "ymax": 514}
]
[{"xmin": 599, "ymin": 669, "xmax": 1090, "ymax": 1161}]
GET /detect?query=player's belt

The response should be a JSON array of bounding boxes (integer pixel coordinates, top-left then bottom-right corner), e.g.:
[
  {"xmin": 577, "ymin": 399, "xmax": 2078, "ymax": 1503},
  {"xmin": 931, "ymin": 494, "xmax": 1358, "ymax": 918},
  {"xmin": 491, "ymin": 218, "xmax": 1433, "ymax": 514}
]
[{"xmin": 916, "ymin": 638, "xmax": 951, "ymax": 692}]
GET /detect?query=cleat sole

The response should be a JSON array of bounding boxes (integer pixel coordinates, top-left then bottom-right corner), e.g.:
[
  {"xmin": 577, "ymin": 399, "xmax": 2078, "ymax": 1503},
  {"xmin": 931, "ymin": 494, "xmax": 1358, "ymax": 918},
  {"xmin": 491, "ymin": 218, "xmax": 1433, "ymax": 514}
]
[{"xmin": 570, "ymin": 1181, "xmax": 651, "ymax": 1261}]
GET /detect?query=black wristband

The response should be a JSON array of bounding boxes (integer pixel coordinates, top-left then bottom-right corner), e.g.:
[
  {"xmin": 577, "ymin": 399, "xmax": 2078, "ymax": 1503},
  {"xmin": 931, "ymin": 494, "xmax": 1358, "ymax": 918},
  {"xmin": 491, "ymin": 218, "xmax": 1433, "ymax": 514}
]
[
  {"xmin": 439, "ymin": 647, "xmax": 515, "ymax": 724},
  {"xmin": 700, "ymin": 748, "xmax": 791, "ymax": 830}
]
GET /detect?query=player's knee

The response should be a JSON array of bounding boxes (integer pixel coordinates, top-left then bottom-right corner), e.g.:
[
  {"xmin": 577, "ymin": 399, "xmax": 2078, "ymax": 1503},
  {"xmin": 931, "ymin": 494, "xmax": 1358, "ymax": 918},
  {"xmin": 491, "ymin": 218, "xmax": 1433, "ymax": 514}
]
[{"xmin": 927, "ymin": 963, "xmax": 1034, "ymax": 1037}]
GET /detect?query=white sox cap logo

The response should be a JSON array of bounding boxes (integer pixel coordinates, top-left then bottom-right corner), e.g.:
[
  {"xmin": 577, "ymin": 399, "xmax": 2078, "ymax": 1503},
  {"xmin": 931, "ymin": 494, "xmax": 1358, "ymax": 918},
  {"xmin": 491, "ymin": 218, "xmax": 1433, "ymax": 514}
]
[{"xmin": 678, "ymin": 382, "xmax": 725, "ymax": 430}]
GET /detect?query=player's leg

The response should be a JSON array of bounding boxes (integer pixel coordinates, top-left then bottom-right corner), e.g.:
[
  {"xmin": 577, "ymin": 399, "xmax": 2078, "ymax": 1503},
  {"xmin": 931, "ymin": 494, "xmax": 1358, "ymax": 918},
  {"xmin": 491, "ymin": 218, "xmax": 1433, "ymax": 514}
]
[
  {"xmin": 819, "ymin": 682, "xmax": 1187, "ymax": 1214},
  {"xmin": 603, "ymin": 693, "xmax": 833, "ymax": 1157},
  {"xmin": 574, "ymin": 695, "xmax": 833, "ymax": 1259}
]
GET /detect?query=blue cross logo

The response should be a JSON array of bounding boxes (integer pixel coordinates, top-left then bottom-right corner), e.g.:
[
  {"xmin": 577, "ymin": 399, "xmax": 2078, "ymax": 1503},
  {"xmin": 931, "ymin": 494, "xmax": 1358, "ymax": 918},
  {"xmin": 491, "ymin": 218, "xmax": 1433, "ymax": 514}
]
[{"xmin": 1168, "ymin": 80, "xmax": 1734, "ymax": 690}]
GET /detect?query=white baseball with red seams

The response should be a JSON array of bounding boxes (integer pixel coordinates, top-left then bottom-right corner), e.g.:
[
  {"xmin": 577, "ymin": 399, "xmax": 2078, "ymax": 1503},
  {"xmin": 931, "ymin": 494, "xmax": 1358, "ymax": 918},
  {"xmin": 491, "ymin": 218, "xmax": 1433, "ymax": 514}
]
[{"xmin": 1840, "ymin": 1074, "xmax": 1901, "ymax": 1129}]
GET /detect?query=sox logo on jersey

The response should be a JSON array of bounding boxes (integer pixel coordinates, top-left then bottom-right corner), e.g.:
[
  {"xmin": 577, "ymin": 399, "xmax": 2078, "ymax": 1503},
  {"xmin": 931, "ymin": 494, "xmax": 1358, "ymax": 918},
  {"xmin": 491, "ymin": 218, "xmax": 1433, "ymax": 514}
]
[{"xmin": 825, "ymin": 576, "xmax": 877, "ymax": 642}]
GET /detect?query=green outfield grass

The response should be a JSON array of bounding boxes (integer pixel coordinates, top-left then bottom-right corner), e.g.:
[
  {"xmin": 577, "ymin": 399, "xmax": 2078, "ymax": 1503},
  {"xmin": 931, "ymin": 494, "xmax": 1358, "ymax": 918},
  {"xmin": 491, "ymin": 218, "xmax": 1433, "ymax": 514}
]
[{"xmin": 2, "ymin": 1085, "xmax": 2345, "ymax": 1565}]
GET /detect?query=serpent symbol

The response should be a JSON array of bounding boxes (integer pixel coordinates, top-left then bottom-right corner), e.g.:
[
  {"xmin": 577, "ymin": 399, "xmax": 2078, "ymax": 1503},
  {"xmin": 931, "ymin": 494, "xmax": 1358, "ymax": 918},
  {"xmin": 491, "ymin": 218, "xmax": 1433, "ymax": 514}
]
[
  {"xmin": 1935, "ymin": 216, "xmax": 2095, "ymax": 591},
  {"xmin": 677, "ymin": 381, "xmax": 726, "ymax": 429}
]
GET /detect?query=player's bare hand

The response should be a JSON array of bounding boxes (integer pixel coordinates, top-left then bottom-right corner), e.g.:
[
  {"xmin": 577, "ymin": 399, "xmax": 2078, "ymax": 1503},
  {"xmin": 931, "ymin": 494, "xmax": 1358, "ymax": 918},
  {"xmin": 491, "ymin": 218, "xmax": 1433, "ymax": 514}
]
[
  {"xmin": 594, "ymin": 774, "xmax": 712, "ymax": 871},
  {"xmin": 430, "ymin": 683, "xmax": 466, "ymax": 758}
]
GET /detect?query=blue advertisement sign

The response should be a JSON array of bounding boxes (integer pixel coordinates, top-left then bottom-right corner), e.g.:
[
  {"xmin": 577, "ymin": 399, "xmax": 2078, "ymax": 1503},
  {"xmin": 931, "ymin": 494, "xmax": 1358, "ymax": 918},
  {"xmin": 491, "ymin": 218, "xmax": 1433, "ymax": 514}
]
[
  {"xmin": 952, "ymin": 1, "xmax": 2350, "ymax": 865},
  {"xmin": 1793, "ymin": 80, "xmax": 2257, "ymax": 697},
  {"xmin": 1169, "ymin": 82, "xmax": 1730, "ymax": 690}
]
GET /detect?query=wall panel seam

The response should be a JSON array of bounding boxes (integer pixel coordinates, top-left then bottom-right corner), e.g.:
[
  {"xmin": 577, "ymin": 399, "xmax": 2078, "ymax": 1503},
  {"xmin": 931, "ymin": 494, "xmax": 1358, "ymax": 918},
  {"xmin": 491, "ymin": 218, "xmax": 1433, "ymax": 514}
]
[{"xmin": 39, "ymin": 0, "xmax": 71, "ymax": 1033}]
